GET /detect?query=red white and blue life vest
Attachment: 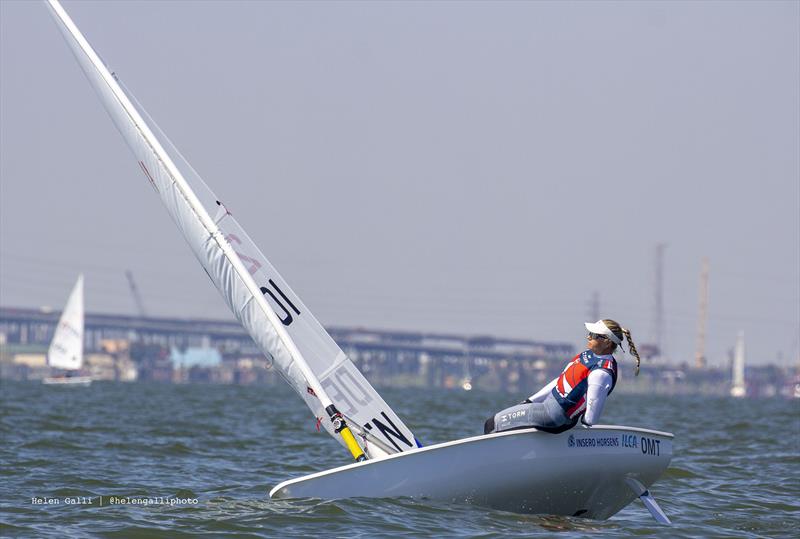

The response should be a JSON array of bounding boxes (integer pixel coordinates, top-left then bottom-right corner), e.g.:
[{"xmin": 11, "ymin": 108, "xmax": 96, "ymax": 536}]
[{"xmin": 551, "ymin": 350, "xmax": 618, "ymax": 419}]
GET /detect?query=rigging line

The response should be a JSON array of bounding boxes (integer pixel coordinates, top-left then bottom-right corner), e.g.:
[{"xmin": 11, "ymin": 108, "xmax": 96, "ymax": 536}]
[
  {"xmin": 0, "ymin": 251, "xmax": 189, "ymax": 275},
  {"xmin": 340, "ymin": 411, "xmax": 399, "ymax": 456},
  {"xmin": 7, "ymin": 266, "xmax": 793, "ymax": 327},
  {"xmin": 0, "ymin": 253, "xmax": 127, "ymax": 274},
  {"xmin": 0, "ymin": 267, "xmax": 215, "ymax": 298},
  {"xmin": 0, "ymin": 280, "xmax": 225, "ymax": 310}
]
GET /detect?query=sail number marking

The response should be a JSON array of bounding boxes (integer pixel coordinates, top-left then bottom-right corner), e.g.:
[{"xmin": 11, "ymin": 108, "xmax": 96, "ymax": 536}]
[
  {"xmin": 260, "ymin": 281, "xmax": 300, "ymax": 326},
  {"xmin": 322, "ymin": 365, "xmax": 373, "ymax": 416},
  {"xmin": 364, "ymin": 412, "xmax": 414, "ymax": 452},
  {"xmin": 322, "ymin": 364, "xmax": 415, "ymax": 453},
  {"xmin": 225, "ymin": 233, "xmax": 300, "ymax": 326},
  {"xmin": 223, "ymin": 231, "xmax": 414, "ymax": 452}
]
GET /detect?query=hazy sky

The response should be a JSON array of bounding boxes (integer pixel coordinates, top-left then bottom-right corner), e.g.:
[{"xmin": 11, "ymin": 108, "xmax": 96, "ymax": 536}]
[{"xmin": 1, "ymin": 0, "xmax": 798, "ymax": 367}]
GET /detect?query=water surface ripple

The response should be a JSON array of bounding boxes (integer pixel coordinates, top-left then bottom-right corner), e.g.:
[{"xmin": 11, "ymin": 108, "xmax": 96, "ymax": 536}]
[{"xmin": 1, "ymin": 381, "xmax": 797, "ymax": 537}]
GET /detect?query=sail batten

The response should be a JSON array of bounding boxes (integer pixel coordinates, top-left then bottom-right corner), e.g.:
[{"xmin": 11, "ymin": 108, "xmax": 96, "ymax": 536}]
[{"xmin": 45, "ymin": 0, "xmax": 417, "ymax": 459}]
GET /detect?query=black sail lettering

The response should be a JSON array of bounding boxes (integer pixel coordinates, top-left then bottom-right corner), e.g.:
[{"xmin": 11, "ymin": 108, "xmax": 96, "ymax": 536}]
[
  {"xmin": 269, "ymin": 279, "xmax": 300, "ymax": 315},
  {"xmin": 260, "ymin": 286, "xmax": 295, "ymax": 326},
  {"xmin": 321, "ymin": 379, "xmax": 356, "ymax": 416},
  {"xmin": 372, "ymin": 412, "xmax": 413, "ymax": 452}
]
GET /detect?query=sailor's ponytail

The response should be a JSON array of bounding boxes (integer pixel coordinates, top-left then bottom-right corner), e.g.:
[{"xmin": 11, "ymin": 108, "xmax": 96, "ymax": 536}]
[
  {"xmin": 602, "ymin": 319, "xmax": 641, "ymax": 376},
  {"xmin": 622, "ymin": 327, "xmax": 641, "ymax": 376}
]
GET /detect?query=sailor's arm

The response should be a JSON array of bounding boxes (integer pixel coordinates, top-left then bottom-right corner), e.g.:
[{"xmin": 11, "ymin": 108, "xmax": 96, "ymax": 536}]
[
  {"xmin": 524, "ymin": 377, "xmax": 558, "ymax": 403},
  {"xmin": 582, "ymin": 370, "xmax": 613, "ymax": 425}
]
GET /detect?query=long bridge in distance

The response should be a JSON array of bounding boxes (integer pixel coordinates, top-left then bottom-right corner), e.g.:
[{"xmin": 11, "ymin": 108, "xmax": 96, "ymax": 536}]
[
  {"xmin": 0, "ymin": 306, "xmax": 574, "ymax": 388},
  {"xmin": 3, "ymin": 306, "xmax": 789, "ymax": 398}
]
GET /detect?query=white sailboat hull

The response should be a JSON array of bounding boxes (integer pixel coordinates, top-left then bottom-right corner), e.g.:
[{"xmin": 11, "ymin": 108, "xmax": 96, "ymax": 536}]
[
  {"xmin": 271, "ymin": 425, "xmax": 673, "ymax": 520},
  {"xmin": 42, "ymin": 376, "xmax": 92, "ymax": 386}
]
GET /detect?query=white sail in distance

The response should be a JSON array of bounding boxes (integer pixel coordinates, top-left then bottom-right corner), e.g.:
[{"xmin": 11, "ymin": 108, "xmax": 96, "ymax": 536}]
[
  {"xmin": 47, "ymin": 274, "xmax": 84, "ymax": 370},
  {"xmin": 44, "ymin": 0, "xmax": 417, "ymax": 458},
  {"xmin": 731, "ymin": 331, "xmax": 746, "ymax": 398}
]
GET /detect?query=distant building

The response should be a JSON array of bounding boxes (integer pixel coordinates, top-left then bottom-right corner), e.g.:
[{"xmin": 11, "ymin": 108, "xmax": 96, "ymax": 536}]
[
  {"xmin": 169, "ymin": 347, "xmax": 222, "ymax": 369},
  {"xmin": 170, "ymin": 347, "xmax": 222, "ymax": 384}
]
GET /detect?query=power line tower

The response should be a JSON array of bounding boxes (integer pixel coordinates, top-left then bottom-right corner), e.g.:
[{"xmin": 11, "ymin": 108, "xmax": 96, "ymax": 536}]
[
  {"xmin": 588, "ymin": 291, "xmax": 600, "ymax": 322},
  {"xmin": 652, "ymin": 243, "xmax": 666, "ymax": 359},
  {"xmin": 125, "ymin": 270, "xmax": 148, "ymax": 318},
  {"xmin": 694, "ymin": 258, "xmax": 709, "ymax": 369}
]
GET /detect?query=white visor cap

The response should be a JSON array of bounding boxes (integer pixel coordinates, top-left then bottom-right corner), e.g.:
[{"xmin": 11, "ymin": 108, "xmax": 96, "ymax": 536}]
[{"xmin": 585, "ymin": 320, "xmax": 622, "ymax": 345}]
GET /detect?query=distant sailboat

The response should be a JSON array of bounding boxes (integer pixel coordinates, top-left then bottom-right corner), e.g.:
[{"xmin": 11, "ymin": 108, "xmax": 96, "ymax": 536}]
[
  {"xmin": 730, "ymin": 331, "xmax": 746, "ymax": 398},
  {"xmin": 43, "ymin": 275, "xmax": 92, "ymax": 386},
  {"xmin": 460, "ymin": 356, "xmax": 473, "ymax": 391}
]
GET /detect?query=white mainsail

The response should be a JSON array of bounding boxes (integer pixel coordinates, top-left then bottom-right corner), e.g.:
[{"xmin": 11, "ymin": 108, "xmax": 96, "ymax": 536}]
[
  {"xmin": 47, "ymin": 274, "xmax": 84, "ymax": 370},
  {"xmin": 45, "ymin": 0, "xmax": 417, "ymax": 458},
  {"xmin": 731, "ymin": 331, "xmax": 746, "ymax": 398}
]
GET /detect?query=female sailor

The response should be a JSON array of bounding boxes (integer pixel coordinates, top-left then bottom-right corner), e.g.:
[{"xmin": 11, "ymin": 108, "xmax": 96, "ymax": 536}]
[{"xmin": 484, "ymin": 319, "xmax": 641, "ymax": 434}]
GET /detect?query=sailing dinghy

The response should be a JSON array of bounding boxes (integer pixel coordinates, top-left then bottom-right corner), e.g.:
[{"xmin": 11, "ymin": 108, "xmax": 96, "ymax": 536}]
[
  {"xmin": 45, "ymin": 0, "xmax": 672, "ymax": 522},
  {"xmin": 43, "ymin": 274, "xmax": 92, "ymax": 386}
]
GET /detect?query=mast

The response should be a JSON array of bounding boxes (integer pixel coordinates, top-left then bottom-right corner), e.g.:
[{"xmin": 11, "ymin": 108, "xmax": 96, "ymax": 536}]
[
  {"xmin": 694, "ymin": 258, "xmax": 709, "ymax": 369},
  {"xmin": 45, "ymin": 0, "xmax": 365, "ymax": 461}
]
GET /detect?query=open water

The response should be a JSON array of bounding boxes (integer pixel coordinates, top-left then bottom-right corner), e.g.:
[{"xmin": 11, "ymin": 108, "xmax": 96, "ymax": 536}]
[{"xmin": 1, "ymin": 380, "xmax": 798, "ymax": 538}]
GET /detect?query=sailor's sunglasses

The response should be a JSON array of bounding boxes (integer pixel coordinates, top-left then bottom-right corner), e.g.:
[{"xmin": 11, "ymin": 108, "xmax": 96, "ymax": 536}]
[{"xmin": 587, "ymin": 332, "xmax": 609, "ymax": 341}]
